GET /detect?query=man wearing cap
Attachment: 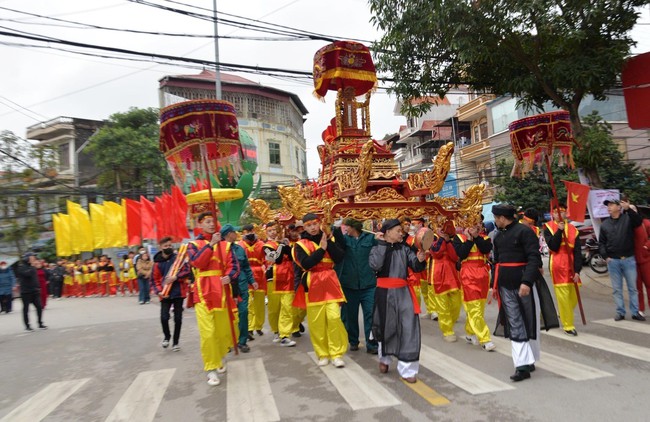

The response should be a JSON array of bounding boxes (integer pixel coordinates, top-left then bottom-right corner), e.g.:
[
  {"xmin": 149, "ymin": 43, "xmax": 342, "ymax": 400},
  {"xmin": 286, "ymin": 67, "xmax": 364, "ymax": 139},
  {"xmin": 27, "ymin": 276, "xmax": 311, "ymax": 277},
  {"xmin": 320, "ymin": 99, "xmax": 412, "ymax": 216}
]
[
  {"xmin": 491, "ymin": 204, "xmax": 543, "ymax": 382},
  {"xmin": 293, "ymin": 213, "xmax": 348, "ymax": 367},
  {"xmin": 224, "ymin": 225, "xmax": 258, "ymax": 353},
  {"xmin": 404, "ymin": 217, "xmax": 438, "ymax": 321},
  {"xmin": 187, "ymin": 212, "xmax": 241, "ymax": 386},
  {"xmin": 333, "ymin": 218, "xmax": 378, "ymax": 354},
  {"xmin": 240, "ymin": 224, "xmax": 267, "ymax": 339},
  {"xmin": 370, "ymin": 218, "xmax": 427, "ymax": 383},
  {"xmin": 599, "ymin": 198, "xmax": 645, "ymax": 321},
  {"xmin": 543, "ymin": 205, "xmax": 583, "ymax": 335}
]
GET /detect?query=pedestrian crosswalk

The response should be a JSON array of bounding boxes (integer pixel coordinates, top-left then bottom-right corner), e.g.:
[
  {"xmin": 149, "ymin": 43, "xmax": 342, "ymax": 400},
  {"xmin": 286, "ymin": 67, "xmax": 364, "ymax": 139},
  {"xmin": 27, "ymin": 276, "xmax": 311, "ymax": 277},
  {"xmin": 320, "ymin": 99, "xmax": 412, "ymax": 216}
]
[{"xmin": 2, "ymin": 318, "xmax": 649, "ymax": 421}]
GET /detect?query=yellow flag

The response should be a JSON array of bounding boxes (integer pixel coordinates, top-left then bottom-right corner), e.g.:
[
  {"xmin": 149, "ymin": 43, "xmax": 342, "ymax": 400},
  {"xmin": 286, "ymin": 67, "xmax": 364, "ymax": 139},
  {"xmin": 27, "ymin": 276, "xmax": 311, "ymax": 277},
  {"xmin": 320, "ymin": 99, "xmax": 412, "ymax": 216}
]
[
  {"xmin": 65, "ymin": 201, "xmax": 81, "ymax": 255},
  {"xmin": 104, "ymin": 201, "xmax": 126, "ymax": 248},
  {"xmin": 67, "ymin": 201, "xmax": 94, "ymax": 253},
  {"xmin": 52, "ymin": 214, "xmax": 68, "ymax": 257},
  {"xmin": 58, "ymin": 213, "xmax": 73, "ymax": 257},
  {"xmin": 90, "ymin": 203, "xmax": 107, "ymax": 250}
]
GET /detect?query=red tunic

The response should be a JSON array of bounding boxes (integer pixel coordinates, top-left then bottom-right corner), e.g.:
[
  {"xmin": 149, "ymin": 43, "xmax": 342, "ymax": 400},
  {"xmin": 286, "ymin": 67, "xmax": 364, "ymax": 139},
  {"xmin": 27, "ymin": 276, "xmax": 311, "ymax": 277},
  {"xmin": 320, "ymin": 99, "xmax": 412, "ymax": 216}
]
[
  {"xmin": 456, "ymin": 234, "xmax": 490, "ymax": 302},
  {"xmin": 188, "ymin": 238, "xmax": 239, "ymax": 311},
  {"xmin": 292, "ymin": 239, "xmax": 345, "ymax": 308},
  {"xmin": 239, "ymin": 239, "xmax": 267, "ymax": 292},
  {"xmin": 428, "ymin": 238, "xmax": 460, "ymax": 294},
  {"xmin": 264, "ymin": 240, "xmax": 295, "ymax": 293},
  {"xmin": 545, "ymin": 221, "xmax": 578, "ymax": 285},
  {"xmin": 405, "ymin": 235, "xmax": 428, "ymax": 286}
]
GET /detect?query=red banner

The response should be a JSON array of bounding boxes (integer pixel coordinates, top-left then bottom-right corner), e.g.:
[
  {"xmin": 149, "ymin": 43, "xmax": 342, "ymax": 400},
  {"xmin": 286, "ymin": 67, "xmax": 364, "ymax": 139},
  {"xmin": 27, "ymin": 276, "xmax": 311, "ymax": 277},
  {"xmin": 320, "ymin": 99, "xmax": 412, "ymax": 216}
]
[
  {"xmin": 622, "ymin": 52, "xmax": 650, "ymax": 130},
  {"xmin": 563, "ymin": 181, "xmax": 590, "ymax": 222},
  {"xmin": 140, "ymin": 196, "xmax": 156, "ymax": 240},
  {"xmin": 171, "ymin": 185, "xmax": 189, "ymax": 240}
]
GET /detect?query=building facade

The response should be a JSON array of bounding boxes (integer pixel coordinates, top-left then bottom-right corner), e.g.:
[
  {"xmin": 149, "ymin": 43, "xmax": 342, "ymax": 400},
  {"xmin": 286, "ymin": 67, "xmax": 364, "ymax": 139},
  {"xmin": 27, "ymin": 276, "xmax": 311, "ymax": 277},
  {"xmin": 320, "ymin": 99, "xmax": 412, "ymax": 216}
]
[{"xmin": 158, "ymin": 71, "xmax": 309, "ymax": 186}]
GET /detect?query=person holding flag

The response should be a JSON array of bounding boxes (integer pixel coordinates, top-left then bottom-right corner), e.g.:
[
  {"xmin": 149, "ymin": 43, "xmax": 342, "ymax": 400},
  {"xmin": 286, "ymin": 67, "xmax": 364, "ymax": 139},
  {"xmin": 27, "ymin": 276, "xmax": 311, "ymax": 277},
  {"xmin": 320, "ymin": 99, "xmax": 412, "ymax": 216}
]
[
  {"xmin": 543, "ymin": 205, "xmax": 583, "ymax": 336},
  {"xmin": 187, "ymin": 211, "xmax": 240, "ymax": 386}
]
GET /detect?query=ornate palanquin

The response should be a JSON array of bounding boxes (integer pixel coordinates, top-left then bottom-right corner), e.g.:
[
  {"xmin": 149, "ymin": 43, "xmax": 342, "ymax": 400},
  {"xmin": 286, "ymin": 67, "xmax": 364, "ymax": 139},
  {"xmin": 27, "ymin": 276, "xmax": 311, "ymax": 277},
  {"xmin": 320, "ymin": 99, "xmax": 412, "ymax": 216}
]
[{"xmin": 268, "ymin": 41, "xmax": 485, "ymax": 229}]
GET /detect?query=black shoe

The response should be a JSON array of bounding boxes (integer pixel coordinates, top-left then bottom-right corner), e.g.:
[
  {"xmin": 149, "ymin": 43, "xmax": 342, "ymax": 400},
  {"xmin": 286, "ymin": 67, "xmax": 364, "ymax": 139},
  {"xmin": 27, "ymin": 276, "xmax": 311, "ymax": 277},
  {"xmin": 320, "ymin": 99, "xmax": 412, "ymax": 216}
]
[
  {"xmin": 239, "ymin": 344, "xmax": 250, "ymax": 353},
  {"xmin": 25, "ymin": 326, "xmax": 34, "ymax": 332},
  {"xmin": 632, "ymin": 314, "xmax": 646, "ymax": 321},
  {"xmin": 39, "ymin": 324, "xmax": 48, "ymax": 330},
  {"xmin": 564, "ymin": 329, "xmax": 578, "ymax": 336},
  {"xmin": 367, "ymin": 347, "xmax": 378, "ymax": 355},
  {"xmin": 248, "ymin": 331, "xmax": 255, "ymax": 341},
  {"xmin": 510, "ymin": 370, "xmax": 531, "ymax": 382},
  {"xmin": 299, "ymin": 323, "xmax": 305, "ymax": 333},
  {"xmin": 529, "ymin": 364, "xmax": 536, "ymax": 372},
  {"xmin": 256, "ymin": 330, "xmax": 264, "ymax": 336},
  {"xmin": 614, "ymin": 314, "xmax": 625, "ymax": 321},
  {"xmin": 349, "ymin": 344, "xmax": 359, "ymax": 351},
  {"xmin": 291, "ymin": 332, "xmax": 302, "ymax": 338}
]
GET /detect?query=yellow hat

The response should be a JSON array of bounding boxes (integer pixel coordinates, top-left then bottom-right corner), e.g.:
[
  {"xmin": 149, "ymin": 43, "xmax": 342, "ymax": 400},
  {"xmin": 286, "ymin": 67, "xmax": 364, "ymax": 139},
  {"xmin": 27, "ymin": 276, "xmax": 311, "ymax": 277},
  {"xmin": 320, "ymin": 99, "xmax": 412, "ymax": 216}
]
[{"xmin": 186, "ymin": 188, "xmax": 243, "ymax": 218}]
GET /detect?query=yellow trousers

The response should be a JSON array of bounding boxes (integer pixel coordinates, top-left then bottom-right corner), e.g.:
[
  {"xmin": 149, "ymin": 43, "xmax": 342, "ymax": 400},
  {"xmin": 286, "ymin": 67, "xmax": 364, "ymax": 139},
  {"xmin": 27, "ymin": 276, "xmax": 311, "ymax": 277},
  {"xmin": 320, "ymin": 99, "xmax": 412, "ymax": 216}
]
[
  {"xmin": 195, "ymin": 302, "xmax": 238, "ymax": 371},
  {"xmin": 422, "ymin": 280, "xmax": 437, "ymax": 314},
  {"xmin": 554, "ymin": 284, "xmax": 577, "ymax": 331},
  {"xmin": 463, "ymin": 299, "xmax": 490, "ymax": 344},
  {"xmin": 293, "ymin": 306, "xmax": 306, "ymax": 333},
  {"xmin": 248, "ymin": 290, "xmax": 266, "ymax": 331},
  {"xmin": 307, "ymin": 302, "xmax": 348, "ymax": 360},
  {"xmin": 433, "ymin": 290, "xmax": 462, "ymax": 336},
  {"xmin": 278, "ymin": 293, "xmax": 295, "ymax": 338},
  {"xmin": 267, "ymin": 287, "xmax": 281, "ymax": 333}
]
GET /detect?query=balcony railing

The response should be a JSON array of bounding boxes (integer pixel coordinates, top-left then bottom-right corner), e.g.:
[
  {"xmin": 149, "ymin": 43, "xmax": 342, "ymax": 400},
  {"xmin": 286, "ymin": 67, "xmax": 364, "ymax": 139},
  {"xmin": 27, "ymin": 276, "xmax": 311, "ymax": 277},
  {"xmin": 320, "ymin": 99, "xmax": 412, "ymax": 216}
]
[{"xmin": 456, "ymin": 94, "xmax": 495, "ymax": 121}]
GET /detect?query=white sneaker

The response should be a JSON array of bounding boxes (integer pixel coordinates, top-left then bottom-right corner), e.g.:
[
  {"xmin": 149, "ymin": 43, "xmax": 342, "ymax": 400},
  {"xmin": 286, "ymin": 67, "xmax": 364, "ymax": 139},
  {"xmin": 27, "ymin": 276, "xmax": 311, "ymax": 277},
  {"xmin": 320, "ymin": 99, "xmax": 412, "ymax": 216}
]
[
  {"xmin": 162, "ymin": 339, "xmax": 170, "ymax": 348},
  {"xmin": 332, "ymin": 357, "xmax": 345, "ymax": 368},
  {"xmin": 639, "ymin": 311, "xmax": 646, "ymax": 317},
  {"xmin": 207, "ymin": 371, "xmax": 220, "ymax": 386},
  {"xmin": 172, "ymin": 344, "xmax": 181, "ymax": 352},
  {"xmin": 431, "ymin": 312, "xmax": 439, "ymax": 321},
  {"xmin": 464, "ymin": 335, "xmax": 479, "ymax": 346},
  {"xmin": 217, "ymin": 366, "xmax": 226, "ymax": 374},
  {"xmin": 280, "ymin": 337, "xmax": 296, "ymax": 347},
  {"xmin": 443, "ymin": 335, "xmax": 457, "ymax": 343},
  {"xmin": 481, "ymin": 341, "xmax": 496, "ymax": 351},
  {"xmin": 272, "ymin": 333, "xmax": 281, "ymax": 343},
  {"xmin": 317, "ymin": 358, "xmax": 329, "ymax": 366}
]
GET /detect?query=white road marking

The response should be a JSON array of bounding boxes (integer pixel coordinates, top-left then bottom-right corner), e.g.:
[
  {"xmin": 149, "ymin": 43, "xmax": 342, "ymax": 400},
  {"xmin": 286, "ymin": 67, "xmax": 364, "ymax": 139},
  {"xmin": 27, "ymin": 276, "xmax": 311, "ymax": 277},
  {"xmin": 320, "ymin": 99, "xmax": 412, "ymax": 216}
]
[
  {"xmin": 105, "ymin": 369, "xmax": 175, "ymax": 422},
  {"xmin": 308, "ymin": 352, "xmax": 401, "ymax": 410},
  {"xmin": 227, "ymin": 358, "xmax": 280, "ymax": 422},
  {"xmin": 1, "ymin": 378, "xmax": 90, "ymax": 422},
  {"xmin": 593, "ymin": 319, "xmax": 650, "ymax": 335},
  {"xmin": 490, "ymin": 336, "xmax": 613, "ymax": 380},
  {"xmin": 419, "ymin": 344, "xmax": 515, "ymax": 394},
  {"xmin": 544, "ymin": 330, "xmax": 650, "ymax": 363}
]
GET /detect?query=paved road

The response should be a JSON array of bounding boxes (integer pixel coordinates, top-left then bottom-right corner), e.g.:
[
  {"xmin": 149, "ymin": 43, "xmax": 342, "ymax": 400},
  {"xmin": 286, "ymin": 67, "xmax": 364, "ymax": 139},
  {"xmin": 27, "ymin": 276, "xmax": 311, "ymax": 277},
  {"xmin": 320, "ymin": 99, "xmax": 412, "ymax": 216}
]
[{"xmin": 0, "ymin": 267, "xmax": 648, "ymax": 422}]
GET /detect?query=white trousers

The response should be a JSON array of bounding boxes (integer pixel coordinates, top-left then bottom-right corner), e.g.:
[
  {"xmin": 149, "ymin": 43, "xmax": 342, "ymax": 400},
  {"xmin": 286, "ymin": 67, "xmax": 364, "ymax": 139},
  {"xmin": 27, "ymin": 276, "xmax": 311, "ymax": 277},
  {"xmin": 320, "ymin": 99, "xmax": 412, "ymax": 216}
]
[{"xmin": 378, "ymin": 341, "xmax": 419, "ymax": 378}]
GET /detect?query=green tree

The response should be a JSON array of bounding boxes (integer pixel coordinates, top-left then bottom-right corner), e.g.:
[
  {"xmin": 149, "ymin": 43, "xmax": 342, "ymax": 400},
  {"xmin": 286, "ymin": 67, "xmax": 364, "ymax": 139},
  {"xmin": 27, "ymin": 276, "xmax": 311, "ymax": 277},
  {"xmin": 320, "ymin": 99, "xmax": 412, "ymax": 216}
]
[
  {"xmin": 575, "ymin": 113, "xmax": 650, "ymax": 204},
  {"xmin": 86, "ymin": 107, "xmax": 171, "ymax": 193},
  {"xmin": 369, "ymin": 0, "xmax": 646, "ymax": 185}
]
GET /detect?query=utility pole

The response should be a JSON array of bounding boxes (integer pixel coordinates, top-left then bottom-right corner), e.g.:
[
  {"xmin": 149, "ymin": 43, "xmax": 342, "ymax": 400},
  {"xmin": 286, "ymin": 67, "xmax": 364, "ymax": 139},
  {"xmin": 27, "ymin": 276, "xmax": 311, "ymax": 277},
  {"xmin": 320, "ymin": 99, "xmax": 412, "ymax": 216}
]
[{"xmin": 213, "ymin": 0, "xmax": 222, "ymax": 100}]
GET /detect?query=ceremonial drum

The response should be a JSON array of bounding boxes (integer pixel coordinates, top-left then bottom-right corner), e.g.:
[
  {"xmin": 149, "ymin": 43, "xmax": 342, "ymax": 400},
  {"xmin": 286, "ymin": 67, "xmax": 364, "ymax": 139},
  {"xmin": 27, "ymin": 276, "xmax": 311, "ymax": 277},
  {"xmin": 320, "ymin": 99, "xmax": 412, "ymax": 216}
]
[{"xmin": 414, "ymin": 228, "xmax": 435, "ymax": 251}]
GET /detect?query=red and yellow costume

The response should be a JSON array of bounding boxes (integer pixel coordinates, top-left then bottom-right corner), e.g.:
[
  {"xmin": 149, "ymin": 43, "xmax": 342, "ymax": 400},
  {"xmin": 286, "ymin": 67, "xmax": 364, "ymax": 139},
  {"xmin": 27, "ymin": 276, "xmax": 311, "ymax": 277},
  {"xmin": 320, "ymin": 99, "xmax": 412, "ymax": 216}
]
[
  {"xmin": 266, "ymin": 239, "xmax": 299, "ymax": 339},
  {"xmin": 428, "ymin": 237, "xmax": 461, "ymax": 337},
  {"xmin": 293, "ymin": 233, "xmax": 347, "ymax": 360},
  {"xmin": 188, "ymin": 234, "xmax": 240, "ymax": 371},
  {"xmin": 454, "ymin": 233, "xmax": 493, "ymax": 345},
  {"xmin": 543, "ymin": 221, "xmax": 581, "ymax": 331},
  {"xmin": 240, "ymin": 238, "xmax": 267, "ymax": 332},
  {"xmin": 405, "ymin": 234, "xmax": 436, "ymax": 316}
]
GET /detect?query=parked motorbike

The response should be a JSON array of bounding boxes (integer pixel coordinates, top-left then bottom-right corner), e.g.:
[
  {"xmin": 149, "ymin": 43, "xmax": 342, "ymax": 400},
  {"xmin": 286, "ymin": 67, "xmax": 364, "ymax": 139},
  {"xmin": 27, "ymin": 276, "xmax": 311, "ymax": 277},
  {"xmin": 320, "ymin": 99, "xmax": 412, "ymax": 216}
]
[{"xmin": 582, "ymin": 237, "xmax": 608, "ymax": 274}]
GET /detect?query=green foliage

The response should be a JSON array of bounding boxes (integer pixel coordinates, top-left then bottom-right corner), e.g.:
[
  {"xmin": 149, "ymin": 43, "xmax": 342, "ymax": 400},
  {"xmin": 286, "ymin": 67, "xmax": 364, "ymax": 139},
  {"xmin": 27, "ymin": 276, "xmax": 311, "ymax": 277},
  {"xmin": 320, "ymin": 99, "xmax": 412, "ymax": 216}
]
[
  {"xmin": 492, "ymin": 158, "xmax": 577, "ymax": 210},
  {"xmin": 38, "ymin": 239, "xmax": 57, "ymax": 263},
  {"xmin": 369, "ymin": 0, "xmax": 645, "ymax": 132},
  {"xmin": 86, "ymin": 107, "xmax": 171, "ymax": 192}
]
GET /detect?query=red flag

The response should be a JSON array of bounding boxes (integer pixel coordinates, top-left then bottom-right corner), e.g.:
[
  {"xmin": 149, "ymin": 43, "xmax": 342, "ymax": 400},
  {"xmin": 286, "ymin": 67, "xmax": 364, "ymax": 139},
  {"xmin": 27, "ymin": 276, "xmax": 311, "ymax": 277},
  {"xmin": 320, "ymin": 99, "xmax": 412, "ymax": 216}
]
[
  {"xmin": 162, "ymin": 192, "xmax": 175, "ymax": 240},
  {"xmin": 155, "ymin": 196, "xmax": 166, "ymax": 241},
  {"xmin": 563, "ymin": 181, "xmax": 590, "ymax": 222},
  {"xmin": 140, "ymin": 196, "xmax": 156, "ymax": 240},
  {"xmin": 171, "ymin": 186, "xmax": 189, "ymax": 240},
  {"xmin": 125, "ymin": 199, "xmax": 142, "ymax": 246}
]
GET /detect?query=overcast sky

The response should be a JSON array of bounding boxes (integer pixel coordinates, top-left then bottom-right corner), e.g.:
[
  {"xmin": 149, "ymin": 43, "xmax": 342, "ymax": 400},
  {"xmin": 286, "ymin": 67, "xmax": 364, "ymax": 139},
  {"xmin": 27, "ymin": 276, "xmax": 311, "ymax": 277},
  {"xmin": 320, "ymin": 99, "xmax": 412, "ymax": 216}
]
[{"xmin": 1, "ymin": 1, "xmax": 649, "ymax": 179}]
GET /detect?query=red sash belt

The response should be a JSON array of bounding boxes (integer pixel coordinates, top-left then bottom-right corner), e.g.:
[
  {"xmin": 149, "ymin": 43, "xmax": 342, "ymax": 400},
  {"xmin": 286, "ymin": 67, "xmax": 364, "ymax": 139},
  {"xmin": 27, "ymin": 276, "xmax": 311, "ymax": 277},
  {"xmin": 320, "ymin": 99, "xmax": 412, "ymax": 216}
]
[
  {"xmin": 377, "ymin": 277, "xmax": 421, "ymax": 314},
  {"xmin": 493, "ymin": 262, "xmax": 527, "ymax": 308}
]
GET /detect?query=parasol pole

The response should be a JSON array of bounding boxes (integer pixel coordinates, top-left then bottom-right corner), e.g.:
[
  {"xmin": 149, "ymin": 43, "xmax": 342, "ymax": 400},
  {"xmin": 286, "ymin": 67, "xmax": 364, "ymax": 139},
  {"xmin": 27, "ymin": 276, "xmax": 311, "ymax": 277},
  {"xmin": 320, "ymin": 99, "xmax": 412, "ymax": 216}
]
[
  {"xmin": 201, "ymin": 144, "xmax": 239, "ymax": 355},
  {"xmin": 544, "ymin": 153, "xmax": 586, "ymax": 325},
  {"xmin": 213, "ymin": 0, "xmax": 222, "ymax": 100}
]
